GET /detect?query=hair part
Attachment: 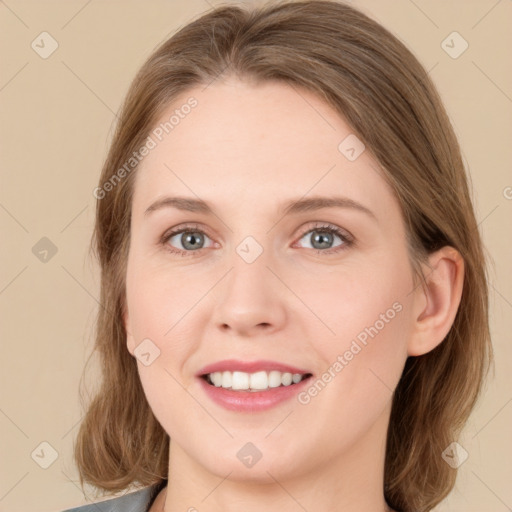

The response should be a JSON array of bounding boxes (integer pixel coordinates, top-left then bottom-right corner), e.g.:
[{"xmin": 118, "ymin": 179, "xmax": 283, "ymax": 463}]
[{"xmin": 74, "ymin": 1, "xmax": 493, "ymax": 510}]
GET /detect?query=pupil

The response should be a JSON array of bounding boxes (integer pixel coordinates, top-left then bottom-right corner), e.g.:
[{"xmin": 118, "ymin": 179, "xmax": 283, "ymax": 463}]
[
  {"xmin": 182, "ymin": 232, "xmax": 203, "ymax": 250},
  {"xmin": 312, "ymin": 231, "xmax": 332, "ymax": 249}
]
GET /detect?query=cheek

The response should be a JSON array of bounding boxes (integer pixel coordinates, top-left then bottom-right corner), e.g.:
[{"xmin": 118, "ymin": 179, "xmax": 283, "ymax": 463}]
[
  {"xmin": 301, "ymin": 252, "xmax": 413, "ymax": 402},
  {"xmin": 125, "ymin": 260, "xmax": 204, "ymax": 392},
  {"xmin": 126, "ymin": 263, "xmax": 201, "ymax": 435},
  {"xmin": 126, "ymin": 256, "xmax": 195, "ymax": 339},
  {"xmin": 294, "ymin": 252, "xmax": 412, "ymax": 350}
]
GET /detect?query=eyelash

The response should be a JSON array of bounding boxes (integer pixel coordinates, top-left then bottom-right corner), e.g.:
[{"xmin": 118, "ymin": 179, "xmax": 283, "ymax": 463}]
[{"xmin": 160, "ymin": 222, "xmax": 354, "ymax": 257}]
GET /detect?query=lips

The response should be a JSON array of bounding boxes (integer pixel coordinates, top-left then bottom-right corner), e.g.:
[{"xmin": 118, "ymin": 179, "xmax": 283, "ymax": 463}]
[
  {"xmin": 196, "ymin": 359, "xmax": 311, "ymax": 376},
  {"xmin": 195, "ymin": 359, "xmax": 313, "ymax": 411}
]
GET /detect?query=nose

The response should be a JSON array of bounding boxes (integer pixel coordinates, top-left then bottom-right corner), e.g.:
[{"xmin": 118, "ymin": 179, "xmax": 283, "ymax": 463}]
[{"xmin": 211, "ymin": 249, "xmax": 287, "ymax": 337}]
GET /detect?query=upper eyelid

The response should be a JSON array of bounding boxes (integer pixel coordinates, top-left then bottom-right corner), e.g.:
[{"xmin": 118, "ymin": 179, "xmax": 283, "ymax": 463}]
[{"xmin": 304, "ymin": 222, "xmax": 352, "ymax": 239}]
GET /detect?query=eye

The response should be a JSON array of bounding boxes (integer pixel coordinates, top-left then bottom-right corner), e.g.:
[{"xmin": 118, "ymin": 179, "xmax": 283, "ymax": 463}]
[
  {"xmin": 295, "ymin": 222, "xmax": 353, "ymax": 254},
  {"xmin": 161, "ymin": 224, "xmax": 215, "ymax": 255},
  {"xmin": 160, "ymin": 222, "xmax": 353, "ymax": 257}
]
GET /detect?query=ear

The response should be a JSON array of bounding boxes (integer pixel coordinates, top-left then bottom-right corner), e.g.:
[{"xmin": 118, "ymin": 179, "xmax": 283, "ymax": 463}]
[
  {"xmin": 123, "ymin": 304, "xmax": 136, "ymax": 357},
  {"xmin": 407, "ymin": 246, "xmax": 464, "ymax": 356}
]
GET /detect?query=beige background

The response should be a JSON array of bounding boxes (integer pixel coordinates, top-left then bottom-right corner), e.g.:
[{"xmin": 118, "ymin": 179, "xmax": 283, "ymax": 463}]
[{"xmin": 0, "ymin": 0, "xmax": 511, "ymax": 511}]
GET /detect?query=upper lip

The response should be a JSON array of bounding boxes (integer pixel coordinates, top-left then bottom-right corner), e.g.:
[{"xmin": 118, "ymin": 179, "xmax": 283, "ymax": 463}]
[{"xmin": 196, "ymin": 359, "xmax": 312, "ymax": 377}]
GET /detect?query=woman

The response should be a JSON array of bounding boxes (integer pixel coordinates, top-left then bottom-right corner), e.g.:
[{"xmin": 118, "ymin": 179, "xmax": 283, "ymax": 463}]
[{"xmin": 63, "ymin": 1, "xmax": 493, "ymax": 511}]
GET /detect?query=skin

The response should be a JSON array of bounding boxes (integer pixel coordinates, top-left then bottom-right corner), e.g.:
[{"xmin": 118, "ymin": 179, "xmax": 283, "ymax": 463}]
[{"xmin": 123, "ymin": 78, "xmax": 464, "ymax": 512}]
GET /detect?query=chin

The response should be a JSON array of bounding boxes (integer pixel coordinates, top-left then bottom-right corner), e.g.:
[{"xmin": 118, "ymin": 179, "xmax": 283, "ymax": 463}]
[
  {"xmin": 203, "ymin": 457, "xmax": 303, "ymax": 483},
  {"xmin": 191, "ymin": 437, "xmax": 313, "ymax": 484}
]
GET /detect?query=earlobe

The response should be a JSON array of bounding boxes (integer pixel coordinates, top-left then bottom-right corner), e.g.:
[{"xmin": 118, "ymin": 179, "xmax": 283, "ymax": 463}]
[
  {"xmin": 123, "ymin": 306, "xmax": 136, "ymax": 357},
  {"xmin": 408, "ymin": 246, "xmax": 465, "ymax": 357}
]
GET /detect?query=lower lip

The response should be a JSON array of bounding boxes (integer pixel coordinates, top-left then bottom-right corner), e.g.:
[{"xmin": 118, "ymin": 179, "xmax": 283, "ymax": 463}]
[{"xmin": 198, "ymin": 376, "xmax": 312, "ymax": 412}]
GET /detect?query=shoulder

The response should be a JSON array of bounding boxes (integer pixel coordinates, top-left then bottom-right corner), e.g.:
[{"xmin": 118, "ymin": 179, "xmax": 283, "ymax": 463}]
[{"xmin": 61, "ymin": 484, "xmax": 157, "ymax": 512}]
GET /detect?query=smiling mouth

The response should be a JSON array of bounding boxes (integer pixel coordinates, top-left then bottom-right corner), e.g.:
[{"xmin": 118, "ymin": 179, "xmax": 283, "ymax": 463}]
[{"xmin": 201, "ymin": 370, "xmax": 313, "ymax": 392}]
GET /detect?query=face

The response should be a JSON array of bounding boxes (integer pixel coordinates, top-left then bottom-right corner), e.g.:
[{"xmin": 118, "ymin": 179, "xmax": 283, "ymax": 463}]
[{"xmin": 124, "ymin": 78, "xmax": 417, "ymax": 483}]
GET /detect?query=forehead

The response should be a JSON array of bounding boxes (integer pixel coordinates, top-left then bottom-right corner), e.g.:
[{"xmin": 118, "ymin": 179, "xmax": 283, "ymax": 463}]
[{"xmin": 131, "ymin": 78, "xmax": 395, "ymax": 219}]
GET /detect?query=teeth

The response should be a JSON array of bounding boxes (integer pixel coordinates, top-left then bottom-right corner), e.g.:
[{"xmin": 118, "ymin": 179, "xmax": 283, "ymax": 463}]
[
  {"xmin": 221, "ymin": 371, "xmax": 232, "ymax": 388},
  {"xmin": 292, "ymin": 373, "xmax": 302, "ymax": 384},
  {"xmin": 268, "ymin": 370, "xmax": 282, "ymax": 388},
  {"xmin": 210, "ymin": 372, "xmax": 223, "ymax": 387},
  {"xmin": 206, "ymin": 370, "xmax": 308, "ymax": 391},
  {"xmin": 232, "ymin": 371, "xmax": 249, "ymax": 390},
  {"xmin": 250, "ymin": 371, "xmax": 268, "ymax": 390}
]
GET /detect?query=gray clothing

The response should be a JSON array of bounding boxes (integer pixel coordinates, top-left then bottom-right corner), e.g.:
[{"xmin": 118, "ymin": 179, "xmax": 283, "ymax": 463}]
[{"xmin": 62, "ymin": 483, "xmax": 162, "ymax": 512}]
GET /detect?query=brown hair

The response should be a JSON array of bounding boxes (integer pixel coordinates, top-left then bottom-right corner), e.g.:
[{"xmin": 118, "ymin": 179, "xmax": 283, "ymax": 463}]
[{"xmin": 74, "ymin": 1, "xmax": 493, "ymax": 510}]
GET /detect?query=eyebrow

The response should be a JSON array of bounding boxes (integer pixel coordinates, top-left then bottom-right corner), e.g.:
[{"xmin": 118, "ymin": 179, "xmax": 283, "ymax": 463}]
[{"xmin": 144, "ymin": 195, "xmax": 377, "ymax": 221}]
